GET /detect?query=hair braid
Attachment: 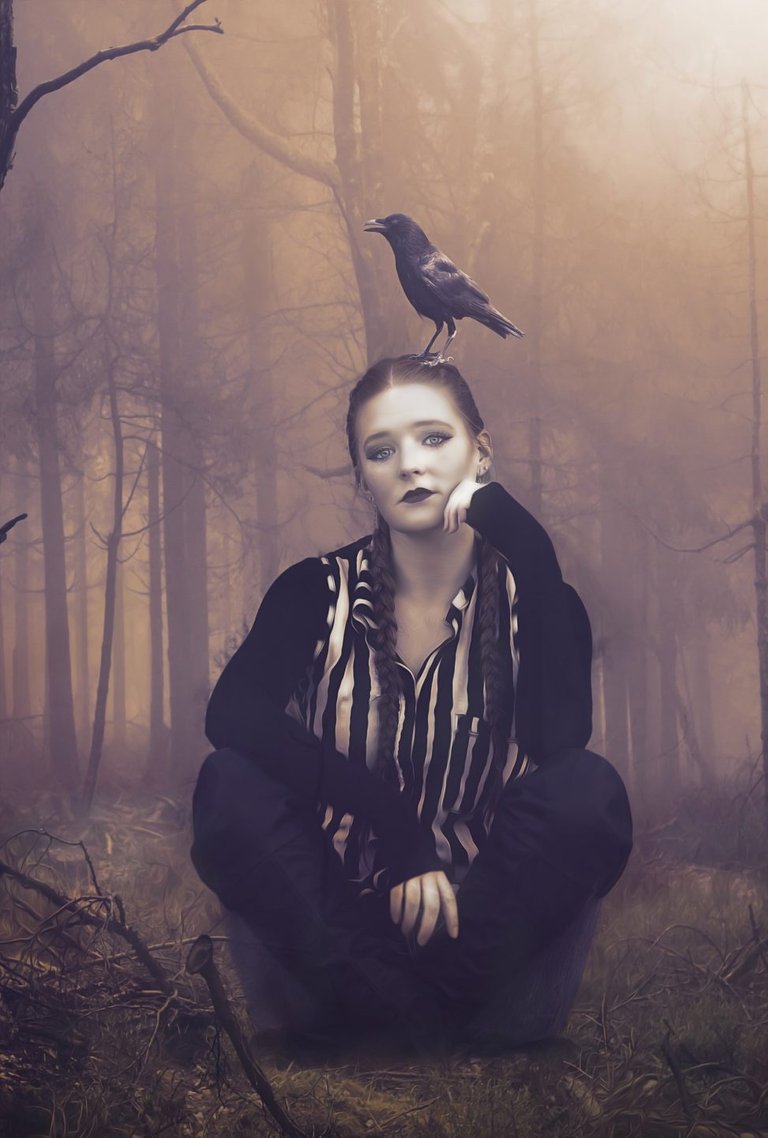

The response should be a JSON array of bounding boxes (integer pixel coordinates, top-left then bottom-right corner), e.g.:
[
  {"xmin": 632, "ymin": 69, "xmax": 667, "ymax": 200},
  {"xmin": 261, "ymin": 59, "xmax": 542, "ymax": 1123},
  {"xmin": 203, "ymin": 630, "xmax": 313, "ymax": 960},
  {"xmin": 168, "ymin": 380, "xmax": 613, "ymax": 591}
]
[
  {"xmin": 477, "ymin": 536, "xmax": 512, "ymax": 811},
  {"xmin": 369, "ymin": 515, "xmax": 403, "ymax": 786}
]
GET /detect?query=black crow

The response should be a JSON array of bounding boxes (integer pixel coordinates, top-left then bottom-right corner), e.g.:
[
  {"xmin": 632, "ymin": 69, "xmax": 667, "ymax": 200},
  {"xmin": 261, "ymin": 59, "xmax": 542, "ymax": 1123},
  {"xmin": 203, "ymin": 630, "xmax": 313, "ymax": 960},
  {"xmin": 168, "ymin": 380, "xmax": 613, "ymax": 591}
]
[
  {"xmin": 0, "ymin": 514, "xmax": 26, "ymax": 544},
  {"xmin": 364, "ymin": 213, "xmax": 523, "ymax": 360}
]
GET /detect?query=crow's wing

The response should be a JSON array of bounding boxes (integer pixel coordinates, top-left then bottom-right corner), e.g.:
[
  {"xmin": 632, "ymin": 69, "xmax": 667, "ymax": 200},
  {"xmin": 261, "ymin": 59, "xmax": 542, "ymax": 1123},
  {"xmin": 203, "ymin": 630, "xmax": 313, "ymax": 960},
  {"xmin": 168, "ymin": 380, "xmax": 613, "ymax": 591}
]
[{"xmin": 418, "ymin": 250, "xmax": 492, "ymax": 317}]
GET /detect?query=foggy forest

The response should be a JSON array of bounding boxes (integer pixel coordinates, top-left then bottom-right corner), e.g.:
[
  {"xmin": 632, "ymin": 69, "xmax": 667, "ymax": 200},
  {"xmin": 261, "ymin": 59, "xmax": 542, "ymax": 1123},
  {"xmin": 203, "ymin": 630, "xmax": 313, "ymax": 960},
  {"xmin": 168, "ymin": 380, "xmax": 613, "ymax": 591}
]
[{"xmin": 1, "ymin": 0, "xmax": 768, "ymax": 1135}]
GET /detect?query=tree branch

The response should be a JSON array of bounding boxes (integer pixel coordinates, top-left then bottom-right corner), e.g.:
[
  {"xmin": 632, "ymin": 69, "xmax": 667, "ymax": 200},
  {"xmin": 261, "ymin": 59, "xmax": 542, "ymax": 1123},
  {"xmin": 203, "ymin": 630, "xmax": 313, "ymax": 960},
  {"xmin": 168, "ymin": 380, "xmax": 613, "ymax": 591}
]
[
  {"xmin": 1, "ymin": 0, "xmax": 222, "ymax": 189},
  {"xmin": 182, "ymin": 35, "xmax": 340, "ymax": 192},
  {"xmin": 302, "ymin": 461, "xmax": 353, "ymax": 479},
  {"xmin": 629, "ymin": 511, "xmax": 755, "ymax": 554},
  {"xmin": 0, "ymin": 856, "xmax": 172, "ymax": 993},
  {"xmin": 13, "ymin": 1, "xmax": 222, "ymax": 128}
]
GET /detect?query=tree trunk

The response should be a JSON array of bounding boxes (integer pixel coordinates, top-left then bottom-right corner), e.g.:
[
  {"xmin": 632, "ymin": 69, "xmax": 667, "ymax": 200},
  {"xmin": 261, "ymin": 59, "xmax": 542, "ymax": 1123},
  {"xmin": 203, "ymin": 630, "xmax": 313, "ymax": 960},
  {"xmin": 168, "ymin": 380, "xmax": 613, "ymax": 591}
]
[
  {"xmin": 592, "ymin": 648, "xmax": 607, "ymax": 756},
  {"xmin": 599, "ymin": 472, "xmax": 631, "ymax": 791},
  {"xmin": 525, "ymin": 0, "xmax": 544, "ymax": 515},
  {"xmin": 243, "ymin": 162, "xmax": 281, "ymax": 596},
  {"xmin": 153, "ymin": 67, "xmax": 208, "ymax": 781},
  {"xmin": 655, "ymin": 545, "xmax": 681, "ymax": 799},
  {"xmin": 690, "ymin": 631, "xmax": 716, "ymax": 775},
  {"xmin": 0, "ymin": 467, "xmax": 7, "ymax": 718},
  {"xmin": 0, "ymin": 0, "xmax": 17, "ymax": 191},
  {"xmin": 146, "ymin": 439, "xmax": 166, "ymax": 768},
  {"xmin": 111, "ymin": 557, "xmax": 126, "ymax": 752},
  {"xmin": 221, "ymin": 520, "xmax": 232, "ymax": 642},
  {"xmin": 602, "ymin": 653, "xmax": 630, "ymax": 794},
  {"xmin": 627, "ymin": 524, "xmax": 650, "ymax": 814},
  {"xmin": 82, "ymin": 355, "xmax": 123, "ymax": 811},
  {"xmin": 72, "ymin": 471, "xmax": 90, "ymax": 747},
  {"xmin": 176, "ymin": 180, "xmax": 209, "ymax": 743},
  {"xmin": 328, "ymin": 0, "xmax": 390, "ymax": 361},
  {"xmin": 12, "ymin": 455, "xmax": 31, "ymax": 719},
  {"xmin": 0, "ymin": 547, "xmax": 6, "ymax": 722},
  {"xmin": 742, "ymin": 83, "xmax": 768, "ymax": 826},
  {"xmin": 677, "ymin": 648, "xmax": 713, "ymax": 783},
  {"xmin": 31, "ymin": 222, "xmax": 79, "ymax": 785}
]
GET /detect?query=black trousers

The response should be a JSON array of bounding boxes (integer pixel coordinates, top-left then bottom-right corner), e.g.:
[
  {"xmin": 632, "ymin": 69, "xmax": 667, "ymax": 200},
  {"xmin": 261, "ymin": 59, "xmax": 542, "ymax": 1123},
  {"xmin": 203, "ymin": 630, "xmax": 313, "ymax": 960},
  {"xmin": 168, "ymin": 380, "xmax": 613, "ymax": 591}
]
[{"xmin": 190, "ymin": 746, "xmax": 632, "ymax": 1052}]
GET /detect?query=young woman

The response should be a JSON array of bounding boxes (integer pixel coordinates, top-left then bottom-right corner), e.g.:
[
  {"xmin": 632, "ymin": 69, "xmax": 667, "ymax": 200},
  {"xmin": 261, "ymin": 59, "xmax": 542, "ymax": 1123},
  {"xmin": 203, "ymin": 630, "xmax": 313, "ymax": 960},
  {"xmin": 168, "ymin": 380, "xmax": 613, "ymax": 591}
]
[{"xmin": 191, "ymin": 356, "xmax": 633, "ymax": 1057}]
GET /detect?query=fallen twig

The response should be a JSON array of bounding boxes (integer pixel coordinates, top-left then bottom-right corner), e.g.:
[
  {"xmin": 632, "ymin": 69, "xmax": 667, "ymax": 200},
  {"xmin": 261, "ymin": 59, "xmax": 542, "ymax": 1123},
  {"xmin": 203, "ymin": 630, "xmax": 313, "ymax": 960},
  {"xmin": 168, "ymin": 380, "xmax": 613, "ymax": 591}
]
[
  {"xmin": 186, "ymin": 934, "xmax": 308, "ymax": 1138},
  {"xmin": 722, "ymin": 924, "xmax": 768, "ymax": 984},
  {"xmin": 660, "ymin": 1023, "xmax": 696, "ymax": 1124},
  {"xmin": 0, "ymin": 857, "xmax": 172, "ymax": 992}
]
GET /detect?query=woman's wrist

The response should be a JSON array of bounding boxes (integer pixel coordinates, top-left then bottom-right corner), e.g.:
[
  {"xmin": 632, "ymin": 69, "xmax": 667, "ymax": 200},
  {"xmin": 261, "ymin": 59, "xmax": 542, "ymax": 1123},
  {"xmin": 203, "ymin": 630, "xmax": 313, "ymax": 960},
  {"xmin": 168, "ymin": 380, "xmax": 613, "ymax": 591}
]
[
  {"xmin": 383, "ymin": 838, "xmax": 443, "ymax": 889},
  {"xmin": 443, "ymin": 477, "xmax": 487, "ymax": 533}
]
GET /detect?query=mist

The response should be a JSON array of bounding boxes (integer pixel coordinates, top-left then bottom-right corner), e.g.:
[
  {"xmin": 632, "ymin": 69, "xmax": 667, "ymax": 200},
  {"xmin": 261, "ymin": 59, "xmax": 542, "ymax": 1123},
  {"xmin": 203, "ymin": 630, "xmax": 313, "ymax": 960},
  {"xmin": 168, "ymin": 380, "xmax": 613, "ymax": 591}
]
[
  {"xmin": 1, "ymin": 0, "xmax": 768, "ymax": 1130},
  {"xmin": 2, "ymin": 0, "xmax": 765, "ymax": 805}
]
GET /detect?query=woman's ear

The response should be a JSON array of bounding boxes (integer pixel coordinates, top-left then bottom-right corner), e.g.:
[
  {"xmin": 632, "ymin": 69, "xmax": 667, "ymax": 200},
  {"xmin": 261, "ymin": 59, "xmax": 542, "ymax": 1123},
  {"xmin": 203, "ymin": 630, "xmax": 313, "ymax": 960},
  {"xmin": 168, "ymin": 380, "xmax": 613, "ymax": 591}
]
[{"xmin": 476, "ymin": 430, "xmax": 493, "ymax": 472}]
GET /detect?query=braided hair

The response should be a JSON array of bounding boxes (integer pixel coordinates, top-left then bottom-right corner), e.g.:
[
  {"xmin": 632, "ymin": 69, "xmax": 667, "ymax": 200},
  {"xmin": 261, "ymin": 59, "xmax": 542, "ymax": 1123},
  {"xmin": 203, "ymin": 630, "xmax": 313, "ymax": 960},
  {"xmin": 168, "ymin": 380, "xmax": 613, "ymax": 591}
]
[{"xmin": 345, "ymin": 357, "xmax": 513, "ymax": 808}]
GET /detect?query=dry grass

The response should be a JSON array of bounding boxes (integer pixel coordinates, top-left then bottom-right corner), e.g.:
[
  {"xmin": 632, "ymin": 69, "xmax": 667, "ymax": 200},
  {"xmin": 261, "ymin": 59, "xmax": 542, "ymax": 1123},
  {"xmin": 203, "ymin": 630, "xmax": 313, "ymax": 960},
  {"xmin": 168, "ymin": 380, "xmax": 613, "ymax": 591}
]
[{"xmin": 1, "ymin": 782, "xmax": 767, "ymax": 1138}]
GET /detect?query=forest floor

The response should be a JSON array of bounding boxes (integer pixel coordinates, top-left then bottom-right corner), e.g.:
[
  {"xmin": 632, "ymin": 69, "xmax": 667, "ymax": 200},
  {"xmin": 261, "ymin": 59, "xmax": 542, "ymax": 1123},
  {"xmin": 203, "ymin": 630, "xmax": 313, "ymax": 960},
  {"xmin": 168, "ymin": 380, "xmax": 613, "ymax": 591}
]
[{"xmin": 1, "ymin": 774, "xmax": 767, "ymax": 1138}]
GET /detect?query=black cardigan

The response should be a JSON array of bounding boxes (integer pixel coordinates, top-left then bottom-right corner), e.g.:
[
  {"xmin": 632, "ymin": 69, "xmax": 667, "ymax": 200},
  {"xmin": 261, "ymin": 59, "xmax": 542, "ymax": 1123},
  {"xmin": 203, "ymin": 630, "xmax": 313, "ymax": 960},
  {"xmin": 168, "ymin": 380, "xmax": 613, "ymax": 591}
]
[{"xmin": 205, "ymin": 481, "xmax": 592, "ymax": 887}]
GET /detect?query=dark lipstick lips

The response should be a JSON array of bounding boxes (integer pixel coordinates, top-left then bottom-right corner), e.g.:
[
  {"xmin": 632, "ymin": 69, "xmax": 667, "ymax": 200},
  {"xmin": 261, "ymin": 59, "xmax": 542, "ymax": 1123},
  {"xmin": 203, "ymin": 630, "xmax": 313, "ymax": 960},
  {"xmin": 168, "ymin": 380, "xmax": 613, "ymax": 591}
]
[{"xmin": 401, "ymin": 488, "xmax": 435, "ymax": 502}]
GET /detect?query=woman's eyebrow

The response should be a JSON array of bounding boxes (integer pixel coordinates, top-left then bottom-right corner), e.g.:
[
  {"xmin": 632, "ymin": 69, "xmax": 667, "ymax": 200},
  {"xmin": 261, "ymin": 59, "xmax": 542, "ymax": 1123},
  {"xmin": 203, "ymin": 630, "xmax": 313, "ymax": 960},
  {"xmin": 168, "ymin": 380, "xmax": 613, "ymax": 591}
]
[{"xmin": 363, "ymin": 420, "xmax": 454, "ymax": 446}]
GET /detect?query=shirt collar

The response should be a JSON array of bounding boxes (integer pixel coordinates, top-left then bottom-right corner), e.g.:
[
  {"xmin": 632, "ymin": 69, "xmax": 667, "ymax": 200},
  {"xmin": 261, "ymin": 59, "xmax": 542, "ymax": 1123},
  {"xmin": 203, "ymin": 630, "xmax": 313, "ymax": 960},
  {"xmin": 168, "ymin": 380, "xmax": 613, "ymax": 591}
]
[{"xmin": 350, "ymin": 539, "xmax": 478, "ymax": 637}]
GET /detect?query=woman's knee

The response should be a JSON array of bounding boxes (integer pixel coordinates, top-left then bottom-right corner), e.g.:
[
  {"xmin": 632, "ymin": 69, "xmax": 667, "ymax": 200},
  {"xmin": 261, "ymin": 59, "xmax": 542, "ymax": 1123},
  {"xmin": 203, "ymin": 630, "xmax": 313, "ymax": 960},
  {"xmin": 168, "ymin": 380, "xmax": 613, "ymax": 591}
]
[
  {"xmin": 524, "ymin": 747, "xmax": 633, "ymax": 895},
  {"xmin": 541, "ymin": 747, "xmax": 630, "ymax": 818},
  {"xmin": 556, "ymin": 747, "xmax": 633, "ymax": 887},
  {"xmin": 193, "ymin": 747, "xmax": 284, "ymax": 829},
  {"xmin": 190, "ymin": 748, "xmax": 305, "ymax": 884}
]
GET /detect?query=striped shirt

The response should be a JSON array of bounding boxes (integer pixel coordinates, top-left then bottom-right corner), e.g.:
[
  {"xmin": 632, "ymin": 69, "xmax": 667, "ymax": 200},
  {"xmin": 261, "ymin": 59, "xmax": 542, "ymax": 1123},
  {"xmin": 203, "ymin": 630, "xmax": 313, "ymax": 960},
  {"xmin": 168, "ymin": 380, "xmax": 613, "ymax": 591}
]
[{"xmin": 284, "ymin": 536, "xmax": 534, "ymax": 895}]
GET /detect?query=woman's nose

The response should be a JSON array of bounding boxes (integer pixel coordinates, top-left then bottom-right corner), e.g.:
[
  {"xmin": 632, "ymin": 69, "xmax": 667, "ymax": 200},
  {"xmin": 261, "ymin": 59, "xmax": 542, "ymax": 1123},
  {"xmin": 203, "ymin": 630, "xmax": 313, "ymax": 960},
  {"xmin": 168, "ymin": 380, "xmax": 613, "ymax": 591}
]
[{"xmin": 399, "ymin": 443, "xmax": 425, "ymax": 475}]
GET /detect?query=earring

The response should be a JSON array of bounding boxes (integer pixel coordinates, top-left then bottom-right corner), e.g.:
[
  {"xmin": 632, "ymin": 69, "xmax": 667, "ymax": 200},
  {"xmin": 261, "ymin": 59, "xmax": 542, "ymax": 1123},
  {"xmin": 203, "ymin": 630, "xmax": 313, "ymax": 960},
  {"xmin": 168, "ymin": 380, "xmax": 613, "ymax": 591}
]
[{"xmin": 362, "ymin": 489, "xmax": 374, "ymax": 502}]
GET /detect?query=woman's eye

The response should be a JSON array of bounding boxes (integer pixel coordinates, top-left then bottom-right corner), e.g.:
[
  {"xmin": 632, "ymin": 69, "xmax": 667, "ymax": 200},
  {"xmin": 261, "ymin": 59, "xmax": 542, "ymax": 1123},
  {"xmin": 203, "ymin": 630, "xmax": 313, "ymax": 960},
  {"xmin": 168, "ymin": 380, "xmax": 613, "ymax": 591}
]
[{"xmin": 365, "ymin": 434, "xmax": 451, "ymax": 461}]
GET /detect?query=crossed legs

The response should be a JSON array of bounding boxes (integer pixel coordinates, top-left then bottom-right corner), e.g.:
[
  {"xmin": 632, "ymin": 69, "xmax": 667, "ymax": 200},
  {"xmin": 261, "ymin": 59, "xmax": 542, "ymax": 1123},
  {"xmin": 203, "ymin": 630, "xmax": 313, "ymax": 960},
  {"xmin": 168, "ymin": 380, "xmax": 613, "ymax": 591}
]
[{"xmin": 190, "ymin": 746, "xmax": 632, "ymax": 1054}]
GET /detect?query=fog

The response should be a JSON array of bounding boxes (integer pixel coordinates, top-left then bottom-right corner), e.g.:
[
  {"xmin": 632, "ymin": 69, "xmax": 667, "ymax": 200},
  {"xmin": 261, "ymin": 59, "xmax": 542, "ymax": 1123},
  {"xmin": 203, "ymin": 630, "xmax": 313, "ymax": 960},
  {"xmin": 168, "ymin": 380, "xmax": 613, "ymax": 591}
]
[{"xmin": 1, "ymin": 0, "xmax": 767, "ymax": 824}]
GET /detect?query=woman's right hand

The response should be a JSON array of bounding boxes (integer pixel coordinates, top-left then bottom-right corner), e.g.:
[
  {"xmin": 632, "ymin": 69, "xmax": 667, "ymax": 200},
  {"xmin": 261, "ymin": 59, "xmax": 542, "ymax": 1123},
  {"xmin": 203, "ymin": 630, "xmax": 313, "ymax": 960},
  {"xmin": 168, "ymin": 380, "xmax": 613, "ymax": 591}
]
[
  {"xmin": 443, "ymin": 477, "xmax": 483, "ymax": 533},
  {"xmin": 389, "ymin": 869, "xmax": 459, "ymax": 946}
]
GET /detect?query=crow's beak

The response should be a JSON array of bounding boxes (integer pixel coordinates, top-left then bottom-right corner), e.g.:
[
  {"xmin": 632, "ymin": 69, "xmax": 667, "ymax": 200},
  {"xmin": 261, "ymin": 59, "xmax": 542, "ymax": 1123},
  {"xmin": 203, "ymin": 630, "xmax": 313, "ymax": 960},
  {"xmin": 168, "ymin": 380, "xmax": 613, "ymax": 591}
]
[{"xmin": 363, "ymin": 218, "xmax": 387, "ymax": 233}]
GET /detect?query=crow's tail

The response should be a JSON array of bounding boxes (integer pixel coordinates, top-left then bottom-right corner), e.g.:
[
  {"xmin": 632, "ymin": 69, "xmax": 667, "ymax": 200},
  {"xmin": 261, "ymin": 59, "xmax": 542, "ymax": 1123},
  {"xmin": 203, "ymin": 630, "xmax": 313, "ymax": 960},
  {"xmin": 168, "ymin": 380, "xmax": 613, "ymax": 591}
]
[{"xmin": 480, "ymin": 306, "xmax": 524, "ymax": 339}]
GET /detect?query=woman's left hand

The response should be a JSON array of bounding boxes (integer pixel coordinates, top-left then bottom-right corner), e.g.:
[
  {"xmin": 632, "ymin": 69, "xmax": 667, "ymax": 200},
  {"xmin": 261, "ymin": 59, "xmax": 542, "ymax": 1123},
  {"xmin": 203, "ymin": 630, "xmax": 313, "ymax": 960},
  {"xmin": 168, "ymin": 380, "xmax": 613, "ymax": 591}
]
[
  {"xmin": 443, "ymin": 478, "xmax": 482, "ymax": 533},
  {"xmin": 390, "ymin": 869, "xmax": 459, "ymax": 946}
]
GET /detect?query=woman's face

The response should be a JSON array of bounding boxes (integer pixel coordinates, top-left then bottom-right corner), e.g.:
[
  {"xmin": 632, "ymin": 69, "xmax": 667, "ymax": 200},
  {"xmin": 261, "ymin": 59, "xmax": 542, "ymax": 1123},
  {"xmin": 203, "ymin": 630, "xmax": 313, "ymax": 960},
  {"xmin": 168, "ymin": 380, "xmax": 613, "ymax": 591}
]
[{"xmin": 355, "ymin": 382, "xmax": 485, "ymax": 534}]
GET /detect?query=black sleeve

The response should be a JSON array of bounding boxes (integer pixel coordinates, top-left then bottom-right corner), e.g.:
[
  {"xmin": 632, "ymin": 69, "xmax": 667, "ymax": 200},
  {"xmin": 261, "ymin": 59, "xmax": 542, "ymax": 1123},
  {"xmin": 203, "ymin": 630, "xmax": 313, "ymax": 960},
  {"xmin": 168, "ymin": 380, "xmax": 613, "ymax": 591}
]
[
  {"xmin": 465, "ymin": 481, "xmax": 593, "ymax": 761},
  {"xmin": 205, "ymin": 557, "xmax": 441, "ymax": 887}
]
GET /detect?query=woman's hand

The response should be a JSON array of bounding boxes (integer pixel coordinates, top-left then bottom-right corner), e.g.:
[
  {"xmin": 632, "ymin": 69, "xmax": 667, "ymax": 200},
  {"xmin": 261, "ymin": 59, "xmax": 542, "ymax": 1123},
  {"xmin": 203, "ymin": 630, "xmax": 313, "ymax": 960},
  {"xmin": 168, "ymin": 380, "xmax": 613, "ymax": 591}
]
[
  {"xmin": 390, "ymin": 869, "xmax": 460, "ymax": 946},
  {"xmin": 443, "ymin": 478, "xmax": 482, "ymax": 533}
]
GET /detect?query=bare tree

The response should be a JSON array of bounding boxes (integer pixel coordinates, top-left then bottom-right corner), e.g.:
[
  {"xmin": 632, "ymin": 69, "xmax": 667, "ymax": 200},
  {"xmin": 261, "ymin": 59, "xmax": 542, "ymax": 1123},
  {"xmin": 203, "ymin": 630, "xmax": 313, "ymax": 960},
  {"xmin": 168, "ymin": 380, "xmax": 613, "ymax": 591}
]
[
  {"xmin": 152, "ymin": 63, "xmax": 210, "ymax": 780},
  {"xmin": 29, "ymin": 207, "xmax": 80, "ymax": 784},
  {"xmin": 82, "ymin": 347, "xmax": 127, "ymax": 812},
  {"xmin": 741, "ymin": 82, "xmax": 768, "ymax": 822},
  {"xmin": 0, "ymin": 0, "xmax": 222, "ymax": 192}
]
